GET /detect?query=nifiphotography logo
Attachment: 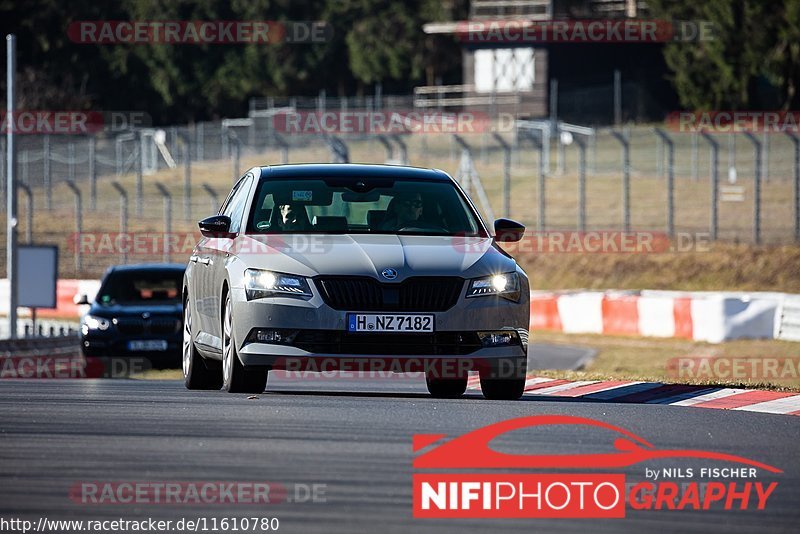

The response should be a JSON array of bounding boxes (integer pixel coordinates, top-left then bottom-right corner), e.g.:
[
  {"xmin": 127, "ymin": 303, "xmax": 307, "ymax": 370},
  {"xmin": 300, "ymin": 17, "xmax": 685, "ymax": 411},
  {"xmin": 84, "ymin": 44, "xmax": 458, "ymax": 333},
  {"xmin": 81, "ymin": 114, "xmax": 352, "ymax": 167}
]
[{"xmin": 412, "ymin": 415, "xmax": 781, "ymax": 519}]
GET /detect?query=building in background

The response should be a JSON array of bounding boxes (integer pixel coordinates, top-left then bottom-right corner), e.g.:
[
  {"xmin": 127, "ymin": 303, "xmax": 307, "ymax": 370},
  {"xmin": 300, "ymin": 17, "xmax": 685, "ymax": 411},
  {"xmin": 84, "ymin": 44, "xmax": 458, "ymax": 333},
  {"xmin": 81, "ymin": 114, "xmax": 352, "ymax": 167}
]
[{"xmin": 422, "ymin": 0, "xmax": 678, "ymax": 124}]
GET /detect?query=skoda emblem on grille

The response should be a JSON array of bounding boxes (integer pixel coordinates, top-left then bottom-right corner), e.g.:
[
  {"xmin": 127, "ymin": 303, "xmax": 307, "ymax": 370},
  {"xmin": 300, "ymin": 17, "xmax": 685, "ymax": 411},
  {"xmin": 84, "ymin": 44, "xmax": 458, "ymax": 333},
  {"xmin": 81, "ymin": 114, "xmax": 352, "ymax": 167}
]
[
  {"xmin": 381, "ymin": 268, "xmax": 398, "ymax": 280},
  {"xmin": 142, "ymin": 312, "xmax": 150, "ymax": 319}
]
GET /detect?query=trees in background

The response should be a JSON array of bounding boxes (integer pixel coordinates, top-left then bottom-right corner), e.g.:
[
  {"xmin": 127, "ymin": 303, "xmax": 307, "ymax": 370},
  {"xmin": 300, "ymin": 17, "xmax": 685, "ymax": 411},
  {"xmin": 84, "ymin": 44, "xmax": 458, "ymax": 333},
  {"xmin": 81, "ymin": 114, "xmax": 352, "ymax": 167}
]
[
  {"xmin": 650, "ymin": 0, "xmax": 800, "ymax": 110},
  {"xmin": 1, "ymin": 0, "xmax": 797, "ymax": 122}
]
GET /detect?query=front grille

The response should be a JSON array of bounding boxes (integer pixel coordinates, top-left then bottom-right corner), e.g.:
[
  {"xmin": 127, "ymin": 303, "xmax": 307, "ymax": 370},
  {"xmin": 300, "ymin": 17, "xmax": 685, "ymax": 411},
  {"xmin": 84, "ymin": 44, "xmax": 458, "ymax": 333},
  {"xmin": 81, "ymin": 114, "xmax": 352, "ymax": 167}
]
[
  {"xmin": 114, "ymin": 318, "xmax": 145, "ymax": 335},
  {"xmin": 291, "ymin": 330, "xmax": 482, "ymax": 355},
  {"xmin": 112, "ymin": 316, "xmax": 180, "ymax": 335},
  {"xmin": 314, "ymin": 276, "xmax": 464, "ymax": 312}
]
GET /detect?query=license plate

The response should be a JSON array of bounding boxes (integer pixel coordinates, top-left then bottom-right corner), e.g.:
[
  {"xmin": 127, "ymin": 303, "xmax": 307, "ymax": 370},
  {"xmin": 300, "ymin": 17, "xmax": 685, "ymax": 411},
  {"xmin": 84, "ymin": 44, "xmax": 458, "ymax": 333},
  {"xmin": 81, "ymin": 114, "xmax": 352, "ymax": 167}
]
[
  {"xmin": 347, "ymin": 314, "xmax": 434, "ymax": 333},
  {"xmin": 128, "ymin": 340, "xmax": 168, "ymax": 351}
]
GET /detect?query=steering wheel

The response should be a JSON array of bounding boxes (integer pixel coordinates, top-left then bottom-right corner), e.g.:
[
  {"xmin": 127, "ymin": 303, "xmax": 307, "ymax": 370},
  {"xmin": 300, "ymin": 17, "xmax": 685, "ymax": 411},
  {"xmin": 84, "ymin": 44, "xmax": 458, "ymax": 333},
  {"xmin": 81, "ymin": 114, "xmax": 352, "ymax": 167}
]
[{"xmin": 397, "ymin": 221, "xmax": 448, "ymax": 233}]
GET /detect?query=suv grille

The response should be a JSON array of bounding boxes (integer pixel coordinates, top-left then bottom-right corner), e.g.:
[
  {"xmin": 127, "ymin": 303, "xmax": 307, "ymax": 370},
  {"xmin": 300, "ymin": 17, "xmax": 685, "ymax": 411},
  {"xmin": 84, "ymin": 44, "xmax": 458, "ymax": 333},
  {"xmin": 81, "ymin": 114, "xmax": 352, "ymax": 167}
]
[
  {"xmin": 314, "ymin": 276, "xmax": 463, "ymax": 312},
  {"xmin": 113, "ymin": 317, "xmax": 180, "ymax": 335}
]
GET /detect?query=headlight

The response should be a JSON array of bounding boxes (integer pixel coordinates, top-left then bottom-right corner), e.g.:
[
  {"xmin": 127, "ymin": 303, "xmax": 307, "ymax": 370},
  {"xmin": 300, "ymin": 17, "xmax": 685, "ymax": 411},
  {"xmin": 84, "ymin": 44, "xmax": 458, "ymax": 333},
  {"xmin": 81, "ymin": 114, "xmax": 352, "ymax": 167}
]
[
  {"xmin": 244, "ymin": 269, "xmax": 312, "ymax": 300},
  {"xmin": 467, "ymin": 272, "xmax": 520, "ymax": 301},
  {"xmin": 83, "ymin": 314, "xmax": 110, "ymax": 331}
]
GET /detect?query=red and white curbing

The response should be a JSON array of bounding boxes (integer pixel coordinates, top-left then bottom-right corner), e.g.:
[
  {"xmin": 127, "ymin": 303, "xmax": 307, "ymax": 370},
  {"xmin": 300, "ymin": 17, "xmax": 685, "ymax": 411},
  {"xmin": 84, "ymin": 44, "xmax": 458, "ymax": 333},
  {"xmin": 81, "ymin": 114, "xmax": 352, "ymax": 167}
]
[
  {"xmin": 531, "ymin": 290, "xmax": 798, "ymax": 343},
  {"xmin": 466, "ymin": 375, "xmax": 800, "ymax": 416}
]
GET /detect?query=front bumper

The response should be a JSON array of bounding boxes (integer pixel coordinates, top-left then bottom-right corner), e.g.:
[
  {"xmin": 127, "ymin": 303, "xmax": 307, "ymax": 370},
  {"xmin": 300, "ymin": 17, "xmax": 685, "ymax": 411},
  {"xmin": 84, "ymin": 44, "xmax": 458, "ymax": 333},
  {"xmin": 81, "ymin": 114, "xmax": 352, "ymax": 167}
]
[{"xmin": 229, "ymin": 285, "xmax": 529, "ymax": 369}]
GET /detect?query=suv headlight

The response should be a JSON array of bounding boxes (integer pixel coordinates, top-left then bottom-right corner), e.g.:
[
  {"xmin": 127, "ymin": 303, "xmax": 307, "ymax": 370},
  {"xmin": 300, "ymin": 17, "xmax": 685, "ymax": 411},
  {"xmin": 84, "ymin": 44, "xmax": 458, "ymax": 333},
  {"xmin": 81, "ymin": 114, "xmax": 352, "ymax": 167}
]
[
  {"xmin": 244, "ymin": 269, "xmax": 313, "ymax": 300},
  {"xmin": 82, "ymin": 314, "xmax": 110, "ymax": 333},
  {"xmin": 466, "ymin": 272, "xmax": 520, "ymax": 301}
]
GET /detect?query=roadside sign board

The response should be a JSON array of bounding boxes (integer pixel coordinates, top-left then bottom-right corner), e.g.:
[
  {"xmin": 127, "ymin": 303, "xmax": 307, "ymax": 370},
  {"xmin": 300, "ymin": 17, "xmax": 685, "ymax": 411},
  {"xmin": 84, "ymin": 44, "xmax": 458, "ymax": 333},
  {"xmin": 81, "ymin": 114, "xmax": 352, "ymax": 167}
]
[{"xmin": 17, "ymin": 245, "xmax": 58, "ymax": 309}]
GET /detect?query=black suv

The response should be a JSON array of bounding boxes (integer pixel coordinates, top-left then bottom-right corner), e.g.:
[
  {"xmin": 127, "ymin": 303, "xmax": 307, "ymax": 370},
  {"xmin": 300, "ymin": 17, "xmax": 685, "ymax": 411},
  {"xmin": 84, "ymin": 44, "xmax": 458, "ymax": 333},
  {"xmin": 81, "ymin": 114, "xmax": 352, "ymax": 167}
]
[{"xmin": 79, "ymin": 264, "xmax": 185, "ymax": 369}]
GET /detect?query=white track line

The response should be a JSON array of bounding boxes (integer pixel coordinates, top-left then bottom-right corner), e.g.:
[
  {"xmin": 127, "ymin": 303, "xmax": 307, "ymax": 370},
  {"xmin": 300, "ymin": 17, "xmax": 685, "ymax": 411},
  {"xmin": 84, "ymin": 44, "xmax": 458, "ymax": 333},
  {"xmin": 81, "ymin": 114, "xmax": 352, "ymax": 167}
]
[
  {"xmin": 669, "ymin": 388, "xmax": 748, "ymax": 407},
  {"xmin": 732, "ymin": 395, "xmax": 800, "ymax": 414},
  {"xmin": 528, "ymin": 380, "xmax": 599, "ymax": 395}
]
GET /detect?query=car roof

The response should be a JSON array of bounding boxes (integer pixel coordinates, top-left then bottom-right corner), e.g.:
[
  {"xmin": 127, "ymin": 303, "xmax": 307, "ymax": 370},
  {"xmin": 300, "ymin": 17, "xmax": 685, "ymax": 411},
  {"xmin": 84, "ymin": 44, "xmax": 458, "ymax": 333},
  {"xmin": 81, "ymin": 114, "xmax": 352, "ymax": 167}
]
[
  {"xmin": 107, "ymin": 263, "xmax": 185, "ymax": 273},
  {"xmin": 258, "ymin": 163, "xmax": 451, "ymax": 182}
]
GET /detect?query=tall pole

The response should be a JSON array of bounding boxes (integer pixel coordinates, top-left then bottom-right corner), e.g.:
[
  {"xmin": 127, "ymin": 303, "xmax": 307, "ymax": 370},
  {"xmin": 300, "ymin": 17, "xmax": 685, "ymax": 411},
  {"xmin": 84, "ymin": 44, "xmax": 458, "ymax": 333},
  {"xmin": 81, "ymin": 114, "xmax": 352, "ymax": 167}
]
[{"xmin": 6, "ymin": 34, "xmax": 18, "ymax": 339}]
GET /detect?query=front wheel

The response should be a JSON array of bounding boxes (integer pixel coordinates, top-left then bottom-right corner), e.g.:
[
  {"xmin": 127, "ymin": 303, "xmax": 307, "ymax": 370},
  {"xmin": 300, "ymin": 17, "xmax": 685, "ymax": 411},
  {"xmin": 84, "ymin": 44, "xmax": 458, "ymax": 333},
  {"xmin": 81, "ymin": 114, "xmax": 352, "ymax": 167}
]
[
  {"xmin": 183, "ymin": 297, "xmax": 222, "ymax": 390},
  {"xmin": 425, "ymin": 372, "xmax": 467, "ymax": 398},
  {"xmin": 222, "ymin": 293, "xmax": 268, "ymax": 394},
  {"xmin": 479, "ymin": 357, "xmax": 527, "ymax": 400}
]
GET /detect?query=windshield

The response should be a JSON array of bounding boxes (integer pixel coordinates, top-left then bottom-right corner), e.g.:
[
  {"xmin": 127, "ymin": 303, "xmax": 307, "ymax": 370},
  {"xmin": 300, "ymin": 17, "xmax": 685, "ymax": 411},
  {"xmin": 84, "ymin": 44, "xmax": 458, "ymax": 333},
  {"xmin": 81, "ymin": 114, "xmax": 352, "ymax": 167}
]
[
  {"xmin": 247, "ymin": 178, "xmax": 485, "ymax": 236},
  {"xmin": 96, "ymin": 270, "xmax": 183, "ymax": 306}
]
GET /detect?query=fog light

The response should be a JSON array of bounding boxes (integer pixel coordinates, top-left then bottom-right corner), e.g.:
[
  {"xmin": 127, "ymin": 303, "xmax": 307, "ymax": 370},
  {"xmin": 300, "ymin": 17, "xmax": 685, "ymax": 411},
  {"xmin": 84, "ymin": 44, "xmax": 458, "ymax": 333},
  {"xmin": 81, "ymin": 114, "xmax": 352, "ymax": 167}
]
[
  {"xmin": 249, "ymin": 329, "xmax": 298, "ymax": 344},
  {"xmin": 258, "ymin": 330, "xmax": 281, "ymax": 342},
  {"xmin": 477, "ymin": 331, "xmax": 519, "ymax": 347}
]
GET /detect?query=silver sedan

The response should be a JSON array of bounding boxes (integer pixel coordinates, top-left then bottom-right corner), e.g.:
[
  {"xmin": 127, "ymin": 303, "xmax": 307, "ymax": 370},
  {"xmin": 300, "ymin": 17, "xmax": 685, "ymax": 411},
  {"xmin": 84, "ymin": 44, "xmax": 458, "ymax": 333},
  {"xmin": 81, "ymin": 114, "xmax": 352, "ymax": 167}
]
[{"xmin": 182, "ymin": 164, "xmax": 529, "ymax": 399}]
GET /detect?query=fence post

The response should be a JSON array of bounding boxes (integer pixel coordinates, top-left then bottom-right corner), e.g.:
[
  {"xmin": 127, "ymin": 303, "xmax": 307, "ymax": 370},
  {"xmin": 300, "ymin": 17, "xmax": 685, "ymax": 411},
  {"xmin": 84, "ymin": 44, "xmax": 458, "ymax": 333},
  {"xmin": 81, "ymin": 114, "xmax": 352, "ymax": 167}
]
[
  {"xmin": 453, "ymin": 135, "xmax": 472, "ymax": 195},
  {"xmin": 326, "ymin": 135, "xmax": 349, "ymax": 163},
  {"xmin": 202, "ymin": 183, "xmax": 219, "ymax": 215},
  {"xmin": 43, "ymin": 134, "xmax": 52, "ymax": 209},
  {"xmin": 655, "ymin": 134, "xmax": 663, "ymax": 178},
  {"xmin": 611, "ymin": 130, "xmax": 631, "ymax": 232},
  {"xmin": 111, "ymin": 181, "xmax": 128, "ymax": 264},
  {"xmin": 229, "ymin": 130, "xmax": 241, "ymax": 180},
  {"xmin": 68, "ymin": 142, "xmax": 75, "ymax": 183},
  {"xmin": 155, "ymin": 182, "xmax": 172, "ymax": 263},
  {"xmin": 538, "ymin": 134, "xmax": 546, "ymax": 231},
  {"xmin": 492, "ymin": 133, "xmax": 512, "ymax": 218},
  {"xmin": 742, "ymin": 132, "xmax": 762, "ymax": 244},
  {"xmin": 196, "ymin": 122, "xmax": 204, "ymax": 161},
  {"xmin": 654, "ymin": 128, "xmax": 675, "ymax": 237},
  {"xmin": 89, "ymin": 134, "xmax": 97, "ymax": 210},
  {"xmin": 700, "ymin": 132, "xmax": 719, "ymax": 241},
  {"xmin": 376, "ymin": 135, "xmax": 394, "ymax": 162},
  {"xmin": 135, "ymin": 134, "xmax": 143, "ymax": 216},
  {"xmin": 177, "ymin": 132, "xmax": 191, "ymax": 221},
  {"xmin": 65, "ymin": 180, "xmax": 82, "ymax": 273},
  {"xmin": 393, "ymin": 136, "xmax": 408, "ymax": 165},
  {"xmin": 272, "ymin": 133, "xmax": 289, "ymax": 164},
  {"xmin": 785, "ymin": 132, "xmax": 800, "ymax": 242},
  {"xmin": 18, "ymin": 182, "xmax": 32, "ymax": 243},
  {"xmin": 575, "ymin": 136, "xmax": 587, "ymax": 232}
]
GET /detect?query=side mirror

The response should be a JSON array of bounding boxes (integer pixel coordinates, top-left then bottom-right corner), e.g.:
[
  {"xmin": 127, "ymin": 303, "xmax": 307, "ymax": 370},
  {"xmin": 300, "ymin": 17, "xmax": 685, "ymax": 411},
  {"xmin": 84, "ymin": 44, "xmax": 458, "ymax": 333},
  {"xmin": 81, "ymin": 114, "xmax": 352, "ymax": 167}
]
[
  {"xmin": 494, "ymin": 218, "xmax": 525, "ymax": 243},
  {"xmin": 74, "ymin": 294, "xmax": 90, "ymax": 306},
  {"xmin": 199, "ymin": 215, "xmax": 234, "ymax": 238}
]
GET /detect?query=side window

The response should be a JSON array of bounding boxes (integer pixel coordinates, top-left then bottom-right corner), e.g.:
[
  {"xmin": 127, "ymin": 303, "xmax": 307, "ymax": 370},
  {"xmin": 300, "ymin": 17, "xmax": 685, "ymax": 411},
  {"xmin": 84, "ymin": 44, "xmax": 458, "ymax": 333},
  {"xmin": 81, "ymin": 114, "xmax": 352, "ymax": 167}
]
[{"xmin": 222, "ymin": 176, "xmax": 251, "ymax": 233}]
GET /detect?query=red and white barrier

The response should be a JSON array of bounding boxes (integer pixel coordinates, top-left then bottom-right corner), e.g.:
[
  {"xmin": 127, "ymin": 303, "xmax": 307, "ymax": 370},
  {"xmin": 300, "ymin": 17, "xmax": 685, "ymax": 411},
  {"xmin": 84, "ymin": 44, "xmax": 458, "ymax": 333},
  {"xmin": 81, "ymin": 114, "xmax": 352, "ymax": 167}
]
[{"xmin": 532, "ymin": 290, "xmax": 787, "ymax": 343}]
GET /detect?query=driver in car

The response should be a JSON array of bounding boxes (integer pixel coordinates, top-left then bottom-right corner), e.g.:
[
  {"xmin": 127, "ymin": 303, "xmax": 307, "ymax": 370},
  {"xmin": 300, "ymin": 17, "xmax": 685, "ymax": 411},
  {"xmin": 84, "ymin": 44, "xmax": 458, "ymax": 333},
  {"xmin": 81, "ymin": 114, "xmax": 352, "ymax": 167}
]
[
  {"xmin": 380, "ymin": 193, "xmax": 423, "ymax": 231},
  {"xmin": 277, "ymin": 203, "xmax": 310, "ymax": 231}
]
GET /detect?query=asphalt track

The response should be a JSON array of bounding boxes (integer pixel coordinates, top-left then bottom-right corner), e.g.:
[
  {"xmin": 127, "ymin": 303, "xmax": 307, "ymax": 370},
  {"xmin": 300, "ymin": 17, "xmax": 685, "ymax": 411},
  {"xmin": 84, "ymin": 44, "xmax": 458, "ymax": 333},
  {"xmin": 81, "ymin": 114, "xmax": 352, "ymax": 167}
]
[{"xmin": 1, "ymin": 345, "xmax": 798, "ymax": 533}]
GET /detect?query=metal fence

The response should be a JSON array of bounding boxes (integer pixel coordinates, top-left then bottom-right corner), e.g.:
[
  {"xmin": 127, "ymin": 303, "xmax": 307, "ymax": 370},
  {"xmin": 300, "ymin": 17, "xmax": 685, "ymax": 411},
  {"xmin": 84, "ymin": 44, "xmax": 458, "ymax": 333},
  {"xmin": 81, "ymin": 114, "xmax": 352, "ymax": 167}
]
[{"xmin": 1, "ymin": 95, "xmax": 798, "ymax": 280}]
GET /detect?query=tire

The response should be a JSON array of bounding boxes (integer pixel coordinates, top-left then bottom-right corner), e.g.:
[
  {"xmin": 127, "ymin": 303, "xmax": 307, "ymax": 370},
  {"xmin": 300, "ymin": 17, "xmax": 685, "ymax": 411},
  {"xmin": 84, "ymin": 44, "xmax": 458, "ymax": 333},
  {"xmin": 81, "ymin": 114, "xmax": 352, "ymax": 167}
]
[
  {"xmin": 183, "ymin": 296, "xmax": 222, "ymax": 390},
  {"xmin": 479, "ymin": 356, "xmax": 527, "ymax": 400},
  {"xmin": 425, "ymin": 373, "xmax": 467, "ymax": 398},
  {"xmin": 222, "ymin": 293, "xmax": 268, "ymax": 394}
]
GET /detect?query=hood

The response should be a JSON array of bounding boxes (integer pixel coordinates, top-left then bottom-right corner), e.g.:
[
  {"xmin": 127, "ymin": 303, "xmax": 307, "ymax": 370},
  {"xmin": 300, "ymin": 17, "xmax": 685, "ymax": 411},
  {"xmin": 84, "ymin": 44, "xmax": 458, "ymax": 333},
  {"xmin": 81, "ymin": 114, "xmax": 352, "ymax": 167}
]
[{"xmin": 230, "ymin": 234, "xmax": 516, "ymax": 280}]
